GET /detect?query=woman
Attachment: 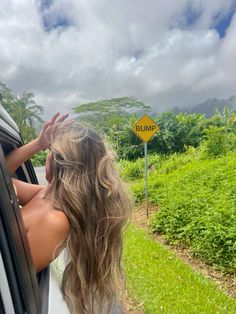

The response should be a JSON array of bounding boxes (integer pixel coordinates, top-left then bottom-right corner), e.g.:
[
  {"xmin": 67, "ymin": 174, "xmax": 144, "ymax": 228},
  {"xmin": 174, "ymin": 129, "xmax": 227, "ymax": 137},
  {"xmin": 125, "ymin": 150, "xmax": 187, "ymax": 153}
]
[{"xmin": 6, "ymin": 113, "xmax": 132, "ymax": 314}]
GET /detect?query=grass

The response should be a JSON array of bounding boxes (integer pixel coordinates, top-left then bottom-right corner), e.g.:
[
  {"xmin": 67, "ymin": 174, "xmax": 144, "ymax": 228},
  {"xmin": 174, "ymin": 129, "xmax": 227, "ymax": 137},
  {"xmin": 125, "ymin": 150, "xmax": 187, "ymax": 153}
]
[{"xmin": 123, "ymin": 224, "xmax": 236, "ymax": 314}]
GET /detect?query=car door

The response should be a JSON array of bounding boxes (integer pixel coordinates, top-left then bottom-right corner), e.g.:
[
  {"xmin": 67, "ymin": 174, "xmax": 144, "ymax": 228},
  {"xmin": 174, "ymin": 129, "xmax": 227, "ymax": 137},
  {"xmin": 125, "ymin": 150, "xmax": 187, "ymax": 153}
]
[{"xmin": 0, "ymin": 143, "xmax": 45, "ymax": 314}]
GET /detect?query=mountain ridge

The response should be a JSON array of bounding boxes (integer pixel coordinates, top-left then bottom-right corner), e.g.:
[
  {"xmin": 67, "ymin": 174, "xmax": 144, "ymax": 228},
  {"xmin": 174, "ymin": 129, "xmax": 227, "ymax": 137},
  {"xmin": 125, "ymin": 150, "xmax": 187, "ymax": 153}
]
[{"xmin": 172, "ymin": 95, "xmax": 236, "ymax": 117}]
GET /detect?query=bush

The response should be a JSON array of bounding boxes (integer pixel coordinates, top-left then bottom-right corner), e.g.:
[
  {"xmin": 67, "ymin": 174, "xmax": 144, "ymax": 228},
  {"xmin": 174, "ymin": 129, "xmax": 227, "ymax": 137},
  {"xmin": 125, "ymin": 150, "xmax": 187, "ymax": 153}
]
[
  {"xmin": 150, "ymin": 154, "xmax": 236, "ymax": 273},
  {"xmin": 119, "ymin": 154, "xmax": 164, "ymax": 180},
  {"xmin": 31, "ymin": 150, "xmax": 48, "ymax": 167},
  {"xmin": 129, "ymin": 151, "xmax": 236, "ymax": 273},
  {"xmin": 226, "ymin": 133, "xmax": 236, "ymax": 151},
  {"xmin": 157, "ymin": 152, "xmax": 193, "ymax": 174},
  {"xmin": 119, "ymin": 159, "xmax": 145, "ymax": 180},
  {"xmin": 200, "ymin": 127, "xmax": 228, "ymax": 159}
]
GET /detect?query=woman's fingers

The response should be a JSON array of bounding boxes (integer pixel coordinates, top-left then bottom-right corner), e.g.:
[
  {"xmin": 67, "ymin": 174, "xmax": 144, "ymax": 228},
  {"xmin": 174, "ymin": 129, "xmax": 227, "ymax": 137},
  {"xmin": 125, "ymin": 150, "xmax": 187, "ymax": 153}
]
[
  {"xmin": 43, "ymin": 113, "xmax": 69, "ymax": 131},
  {"xmin": 42, "ymin": 121, "xmax": 52, "ymax": 131},
  {"xmin": 57, "ymin": 113, "xmax": 69, "ymax": 123},
  {"xmin": 48, "ymin": 112, "xmax": 69, "ymax": 126},
  {"xmin": 50, "ymin": 112, "xmax": 60, "ymax": 125},
  {"xmin": 38, "ymin": 113, "xmax": 71, "ymax": 149}
]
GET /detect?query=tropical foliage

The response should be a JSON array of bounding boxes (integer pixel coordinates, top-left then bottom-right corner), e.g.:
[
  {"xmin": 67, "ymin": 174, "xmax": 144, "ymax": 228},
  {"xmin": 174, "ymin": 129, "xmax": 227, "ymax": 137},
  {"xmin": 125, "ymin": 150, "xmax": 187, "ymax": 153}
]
[
  {"xmin": 30, "ymin": 150, "xmax": 48, "ymax": 167},
  {"xmin": 0, "ymin": 82, "xmax": 43, "ymax": 142},
  {"xmin": 73, "ymin": 96, "xmax": 151, "ymax": 130},
  {"xmin": 73, "ymin": 97, "xmax": 152, "ymax": 159},
  {"xmin": 120, "ymin": 138, "xmax": 236, "ymax": 273},
  {"xmin": 74, "ymin": 97, "xmax": 236, "ymax": 160}
]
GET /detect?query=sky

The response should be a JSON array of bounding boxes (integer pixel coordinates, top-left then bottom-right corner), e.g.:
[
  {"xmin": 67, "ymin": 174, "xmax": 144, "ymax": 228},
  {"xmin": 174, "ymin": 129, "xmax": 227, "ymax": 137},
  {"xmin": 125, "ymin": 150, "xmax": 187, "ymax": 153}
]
[{"xmin": 0, "ymin": 0, "xmax": 236, "ymax": 118}]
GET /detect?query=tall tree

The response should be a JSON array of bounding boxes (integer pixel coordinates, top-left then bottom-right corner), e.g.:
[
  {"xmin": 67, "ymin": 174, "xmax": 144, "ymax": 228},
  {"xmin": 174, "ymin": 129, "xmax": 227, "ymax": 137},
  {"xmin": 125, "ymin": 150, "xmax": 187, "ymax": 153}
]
[
  {"xmin": 0, "ymin": 82, "xmax": 15, "ymax": 109},
  {"xmin": 73, "ymin": 97, "xmax": 153, "ymax": 159},
  {"xmin": 0, "ymin": 82, "xmax": 44, "ymax": 142},
  {"xmin": 73, "ymin": 96, "xmax": 152, "ymax": 132},
  {"xmin": 13, "ymin": 92, "xmax": 44, "ymax": 130}
]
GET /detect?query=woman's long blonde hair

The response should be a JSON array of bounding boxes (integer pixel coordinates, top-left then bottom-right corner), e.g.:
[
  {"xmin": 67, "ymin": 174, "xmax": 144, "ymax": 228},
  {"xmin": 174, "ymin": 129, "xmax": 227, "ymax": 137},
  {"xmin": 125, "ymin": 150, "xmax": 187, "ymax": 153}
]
[{"xmin": 45, "ymin": 122, "xmax": 132, "ymax": 313}]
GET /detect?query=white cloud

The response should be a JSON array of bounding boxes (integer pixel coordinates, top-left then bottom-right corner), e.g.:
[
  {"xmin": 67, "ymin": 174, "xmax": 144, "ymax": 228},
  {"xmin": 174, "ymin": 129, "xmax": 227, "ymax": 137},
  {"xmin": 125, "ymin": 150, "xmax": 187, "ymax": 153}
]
[{"xmin": 0, "ymin": 0, "xmax": 236, "ymax": 118}]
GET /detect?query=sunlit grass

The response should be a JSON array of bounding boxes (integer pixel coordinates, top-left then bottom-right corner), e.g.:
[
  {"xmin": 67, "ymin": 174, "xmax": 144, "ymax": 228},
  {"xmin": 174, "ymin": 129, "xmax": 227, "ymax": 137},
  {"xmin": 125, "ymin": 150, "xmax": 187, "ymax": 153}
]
[{"xmin": 123, "ymin": 224, "xmax": 236, "ymax": 314}]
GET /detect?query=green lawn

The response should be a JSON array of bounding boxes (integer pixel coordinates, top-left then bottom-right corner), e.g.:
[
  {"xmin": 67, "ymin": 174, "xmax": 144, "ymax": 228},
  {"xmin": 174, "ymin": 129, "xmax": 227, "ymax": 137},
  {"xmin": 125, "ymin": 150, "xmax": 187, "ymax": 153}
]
[{"xmin": 123, "ymin": 224, "xmax": 236, "ymax": 314}]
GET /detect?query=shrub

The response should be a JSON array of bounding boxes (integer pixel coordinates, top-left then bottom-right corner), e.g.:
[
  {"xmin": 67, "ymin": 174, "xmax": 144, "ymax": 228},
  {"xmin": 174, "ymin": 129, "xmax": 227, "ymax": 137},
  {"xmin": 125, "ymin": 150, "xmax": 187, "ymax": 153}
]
[
  {"xmin": 150, "ymin": 154, "xmax": 236, "ymax": 273},
  {"xmin": 130, "ymin": 180, "xmax": 146, "ymax": 204},
  {"xmin": 31, "ymin": 150, "xmax": 48, "ymax": 167},
  {"xmin": 128, "ymin": 151, "xmax": 236, "ymax": 273},
  {"xmin": 119, "ymin": 159, "xmax": 144, "ymax": 180},
  {"xmin": 157, "ymin": 153, "xmax": 193, "ymax": 174},
  {"xmin": 119, "ymin": 154, "xmax": 164, "ymax": 180},
  {"xmin": 200, "ymin": 127, "xmax": 228, "ymax": 159}
]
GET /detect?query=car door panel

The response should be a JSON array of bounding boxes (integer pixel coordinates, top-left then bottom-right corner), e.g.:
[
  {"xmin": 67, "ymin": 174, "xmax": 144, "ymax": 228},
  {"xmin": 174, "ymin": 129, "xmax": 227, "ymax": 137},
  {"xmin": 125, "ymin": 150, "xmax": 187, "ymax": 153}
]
[{"xmin": 0, "ymin": 145, "xmax": 40, "ymax": 313}]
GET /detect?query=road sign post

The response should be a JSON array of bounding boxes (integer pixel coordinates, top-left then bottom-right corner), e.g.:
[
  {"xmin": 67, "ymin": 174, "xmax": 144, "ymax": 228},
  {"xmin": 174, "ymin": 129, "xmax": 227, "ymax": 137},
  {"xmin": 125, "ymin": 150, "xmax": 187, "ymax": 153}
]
[
  {"xmin": 132, "ymin": 115, "xmax": 160, "ymax": 217},
  {"xmin": 144, "ymin": 142, "xmax": 149, "ymax": 217}
]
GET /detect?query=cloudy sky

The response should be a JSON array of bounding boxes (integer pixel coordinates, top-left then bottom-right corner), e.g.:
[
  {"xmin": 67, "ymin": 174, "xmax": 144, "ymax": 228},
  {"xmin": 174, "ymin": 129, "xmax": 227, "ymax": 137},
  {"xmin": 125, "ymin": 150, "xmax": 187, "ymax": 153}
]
[{"xmin": 0, "ymin": 0, "xmax": 236, "ymax": 117}]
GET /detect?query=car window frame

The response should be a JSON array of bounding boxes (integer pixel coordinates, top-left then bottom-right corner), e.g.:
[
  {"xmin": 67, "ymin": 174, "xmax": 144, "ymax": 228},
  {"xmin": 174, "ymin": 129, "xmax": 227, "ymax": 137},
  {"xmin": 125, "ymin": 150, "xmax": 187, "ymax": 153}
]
[
  {"xmin": 0, "ymin": 128, "xmax": 49, "ymax": 314},
  {"xmin": 0, "ymin": 291, "xmax": 6, "ymax": 314},
  {"xmin": 0, "ymin": 241, "xmax": 18, "ymax": 314}
]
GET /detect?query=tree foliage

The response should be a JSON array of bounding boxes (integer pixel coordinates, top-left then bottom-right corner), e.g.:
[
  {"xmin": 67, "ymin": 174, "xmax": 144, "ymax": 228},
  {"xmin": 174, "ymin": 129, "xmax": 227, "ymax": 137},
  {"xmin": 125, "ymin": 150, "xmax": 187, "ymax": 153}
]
[
  {"xmin": 148, "ymin": 112, "xmax": 206, "ymax": 155},
  {"xmin": 0, "ymin": 82, "xmax": 43, "ymax": 142},
  {"xmin": 73, "ymin": 95, "xmax": 236, "ymax": 160},
  {"xmin": 73, "ymin": 96, "xmax": 151, "ymax": 131}
]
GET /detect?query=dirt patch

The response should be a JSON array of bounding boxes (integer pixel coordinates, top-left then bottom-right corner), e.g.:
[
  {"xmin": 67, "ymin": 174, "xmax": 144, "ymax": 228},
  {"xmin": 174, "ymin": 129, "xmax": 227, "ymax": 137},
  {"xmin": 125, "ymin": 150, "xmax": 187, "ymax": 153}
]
[
  {"xmin": 131, "ymin": 203, "xmax": 158, "ymax": 230},
  {"xmin": 131, "ymin": 203, "xmax": 236, "ymax": 299},
  {"xmin": 122, "ymin": 293, "xmax": 145, "ymax": 314}
]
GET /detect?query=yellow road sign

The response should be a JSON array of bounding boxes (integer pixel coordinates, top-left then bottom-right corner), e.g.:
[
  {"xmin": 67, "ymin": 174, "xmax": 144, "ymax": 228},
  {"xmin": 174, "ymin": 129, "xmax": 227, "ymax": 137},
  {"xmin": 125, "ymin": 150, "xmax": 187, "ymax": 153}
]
[{"xmin": 132, "ymin": 114, "xmax": 160, "ymax": 142}]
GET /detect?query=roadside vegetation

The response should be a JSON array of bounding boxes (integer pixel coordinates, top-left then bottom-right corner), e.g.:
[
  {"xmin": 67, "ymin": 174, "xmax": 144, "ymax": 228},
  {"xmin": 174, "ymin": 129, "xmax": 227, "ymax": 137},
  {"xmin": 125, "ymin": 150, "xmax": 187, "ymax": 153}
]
[
  {"xmin": 120, "ymin": 146, "xmax": 236, "ymax": 274},
  {"xmin": 123, "ymin": 224, "xmax": 236, "ymax": 314},
  {"xmin": 30, "ymin": 150, "xmax": 48, "ymax": 167}
]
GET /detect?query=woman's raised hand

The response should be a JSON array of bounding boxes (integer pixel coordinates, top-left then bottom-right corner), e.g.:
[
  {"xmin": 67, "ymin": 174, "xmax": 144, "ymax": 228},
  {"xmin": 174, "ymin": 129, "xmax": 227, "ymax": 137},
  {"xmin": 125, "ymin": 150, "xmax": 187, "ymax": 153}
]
[{"xmin": 37, "ymin": 112, "xmax": 69, "ymax": 149}]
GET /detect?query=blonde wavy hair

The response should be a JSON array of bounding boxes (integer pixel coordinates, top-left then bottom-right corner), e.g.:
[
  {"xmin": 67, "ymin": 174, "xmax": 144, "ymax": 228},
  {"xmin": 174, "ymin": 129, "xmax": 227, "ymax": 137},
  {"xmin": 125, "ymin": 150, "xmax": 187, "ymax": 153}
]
[{"xmin": 45, "ymin": 122, "xmax": 132, "ymax": 313}]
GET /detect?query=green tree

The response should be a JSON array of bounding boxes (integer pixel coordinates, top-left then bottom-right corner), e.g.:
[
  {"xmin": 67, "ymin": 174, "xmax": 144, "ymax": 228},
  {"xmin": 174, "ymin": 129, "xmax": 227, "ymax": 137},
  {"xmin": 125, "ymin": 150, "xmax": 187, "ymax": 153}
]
[
  {"xmin": 13, "ymin": 92, "xmax": 44, "ymax": 131},
  {"xmin": 73, "ymin": 95, "xmax": 236, "ymax": 160},
  {"xmin": 108, "ymin": 115, "xmax": 144, "ymax": 160},
  {"xmin": 73, "ymin": 97, "xmax": 153, "ymax": 159},
  {"xmin": 0, "ymin": 82, "xmax": 43, "ymax": 142},
  {"xmin": 210, "ymin": 107, "xmax": 236, "ymax": 132},
  {"xmin": 148, "ymin": 112, "xmax": 205, "ymax": 155},
  {"xmin": 0, "ymin": 82, "xmax": 15, "ymax": 108},
  {"xmin": 200, "ymin": 127, "xmax": 228, "ymax": 158},
  {"xmin": 73, "ymin": 96, "xmax": 152, "ymax": 132}
]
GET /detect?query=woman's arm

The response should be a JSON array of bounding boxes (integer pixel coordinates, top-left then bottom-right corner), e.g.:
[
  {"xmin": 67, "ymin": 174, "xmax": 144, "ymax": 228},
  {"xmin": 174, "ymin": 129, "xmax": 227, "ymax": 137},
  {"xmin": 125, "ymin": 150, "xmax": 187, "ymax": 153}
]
[
  {"xmin": 6, "ymin": 138, "xmax": 42, "ymax": 175},
  {"xmin": 6, "ymin": 113, "xmax": 69, "ymax": 205},
  {"xmin": 5, "ymin": 112, "xmax": 69, "ymax": 175},
  {"xmin": 12, "ymin": 178, "xmax": 45, "ymax": 206}
]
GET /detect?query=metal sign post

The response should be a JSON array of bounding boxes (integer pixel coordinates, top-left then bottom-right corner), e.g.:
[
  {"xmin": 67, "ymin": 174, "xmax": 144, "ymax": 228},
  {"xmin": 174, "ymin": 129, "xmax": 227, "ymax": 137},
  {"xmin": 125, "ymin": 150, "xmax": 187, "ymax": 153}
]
[
  {"xmin": 131, "ymin": 114, "xmax": 160, "ymax": 218},
  {"xmin": 144, "ymin": 142, "xmax": 149, "ymax": 217}
]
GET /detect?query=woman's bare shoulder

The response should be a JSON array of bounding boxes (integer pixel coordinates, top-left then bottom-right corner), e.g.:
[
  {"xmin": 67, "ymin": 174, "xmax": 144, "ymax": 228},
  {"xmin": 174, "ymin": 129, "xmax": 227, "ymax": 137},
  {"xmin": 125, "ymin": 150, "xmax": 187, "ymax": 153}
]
[
  {"xmin": 42, "ymin": 209, "xmax": 70, "ymax": 236},
  {"xmin": 27, "ymin": 209, "xmax": 70, "ymax": 272}
]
